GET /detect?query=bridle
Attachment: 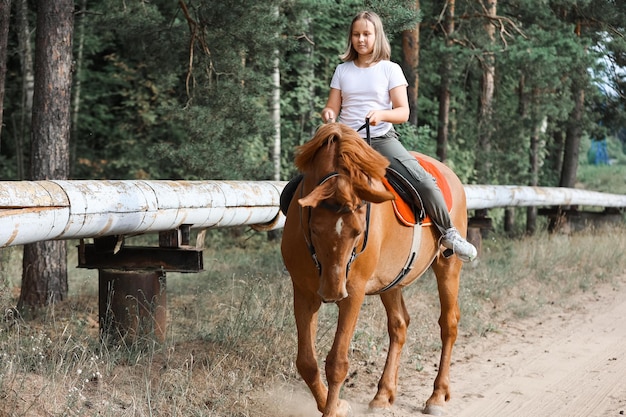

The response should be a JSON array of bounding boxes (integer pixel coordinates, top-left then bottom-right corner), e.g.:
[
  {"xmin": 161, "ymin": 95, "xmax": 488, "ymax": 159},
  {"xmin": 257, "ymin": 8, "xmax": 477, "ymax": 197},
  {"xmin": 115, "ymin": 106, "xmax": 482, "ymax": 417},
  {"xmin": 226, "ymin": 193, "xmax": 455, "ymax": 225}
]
[
  {"xmin": 300, "ymin": 172, "xmax": 371, "ymax": 278},
  {"xmin": 298, "ymin": 119, "xmax": 421, "ymax": 294},
  {"xmin": 300, "ymin": 119, "xmax": 373, "ymax": 278}
]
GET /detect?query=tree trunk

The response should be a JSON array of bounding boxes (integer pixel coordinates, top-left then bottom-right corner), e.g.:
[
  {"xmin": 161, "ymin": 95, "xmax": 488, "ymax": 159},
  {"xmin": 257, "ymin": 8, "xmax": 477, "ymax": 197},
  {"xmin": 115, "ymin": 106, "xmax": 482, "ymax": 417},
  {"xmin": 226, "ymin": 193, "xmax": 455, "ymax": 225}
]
[
  {"xmin": 271, "ymin": 55, "xmax": 280, "ymax": 181},
  {"xmin": 551, "ymin": 128, "xmax": 565, "ymax": 176},
  {"xmin": 560, "ymin": 84, "xmax": 584, "ymax": 188},
  {"xmin": 560, "ymin": 20, "xmax": 586, "ymax": 189},
  {"xmin": 0, "ymin": 0, "xmax": 11, "ymax": 143},
  {"xmin": 16, "ymin": 0, "xmax": 34, "ymax": 180},
  {"xmin": 402, "ymin": 0, "xmax": 420, "ymax": 126},
  {"xmin": 19, "ymin": 0, "xmax": 74, "ymax": 310},
  {"xmin": 436, "ymin": 0, "xmax": 454, "ymax": 162},
  {"xmin": 0, "ymin": 0, "xmax": 11, "ymax": 283},
  {"xmin": 526, "ymin": 97, "xmax": 543, "ymax": 235},
  {"xmin": 271, "ymin": 6, "xmax": 281, "ymax": 182},
  {"xmin": 475, "ymin": 0, "xmax": 497, "ymax": 183},
  {"xmin": 71, "ymin": 0, "xmax": 87, "ymax": 175},
  {"xmin": 292, "ymin": 14, "xmax": 316, "ymax": 146}
]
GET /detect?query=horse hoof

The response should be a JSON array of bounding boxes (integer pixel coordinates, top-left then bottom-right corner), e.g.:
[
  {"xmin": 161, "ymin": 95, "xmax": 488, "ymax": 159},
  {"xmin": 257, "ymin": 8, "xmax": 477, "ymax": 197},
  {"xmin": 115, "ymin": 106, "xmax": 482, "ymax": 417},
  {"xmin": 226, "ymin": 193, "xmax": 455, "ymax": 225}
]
[
  {"xmin": 338, "ymin": 399, "xmax": 353, "ymax": 417},
  {"xmin": 369, "ymin": 398, "xmax": 392, "ymax": 410},
  {"xmin": 423, "ymin": 404, "xmax": 445, "ymax": 416}
]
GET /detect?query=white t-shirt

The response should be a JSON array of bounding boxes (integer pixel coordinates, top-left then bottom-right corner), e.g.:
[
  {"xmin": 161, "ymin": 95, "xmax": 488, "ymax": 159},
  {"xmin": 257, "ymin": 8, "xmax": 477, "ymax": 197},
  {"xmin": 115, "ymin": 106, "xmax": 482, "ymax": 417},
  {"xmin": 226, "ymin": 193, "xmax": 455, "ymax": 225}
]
[{"xmin": 330, "ymin": 60, "xmax": 408, "ymax": 138}]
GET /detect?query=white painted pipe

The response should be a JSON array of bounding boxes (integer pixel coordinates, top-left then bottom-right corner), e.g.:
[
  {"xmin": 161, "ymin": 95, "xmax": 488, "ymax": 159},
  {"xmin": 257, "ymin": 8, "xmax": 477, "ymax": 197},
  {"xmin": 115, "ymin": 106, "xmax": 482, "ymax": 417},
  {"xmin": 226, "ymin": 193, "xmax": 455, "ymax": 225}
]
[
  {"xmin": 464, "ymin": 185, "xmax": 626, "ymax": 210},
  {"xmin": 1, "ymin": 181, "xmax": 625, "ymax": 248},
  {"xmin": 0, "ymin": 180, "xmax": 286, "ymax": 248}
]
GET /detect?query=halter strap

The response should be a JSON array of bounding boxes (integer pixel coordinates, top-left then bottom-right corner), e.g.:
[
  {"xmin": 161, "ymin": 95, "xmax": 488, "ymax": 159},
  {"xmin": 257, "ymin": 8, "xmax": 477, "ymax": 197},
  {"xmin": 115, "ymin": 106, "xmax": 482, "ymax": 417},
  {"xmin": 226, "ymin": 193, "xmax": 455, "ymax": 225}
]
[{"xmin": 299, "ymin": 172, "xmax": 371, "ymax": 278}]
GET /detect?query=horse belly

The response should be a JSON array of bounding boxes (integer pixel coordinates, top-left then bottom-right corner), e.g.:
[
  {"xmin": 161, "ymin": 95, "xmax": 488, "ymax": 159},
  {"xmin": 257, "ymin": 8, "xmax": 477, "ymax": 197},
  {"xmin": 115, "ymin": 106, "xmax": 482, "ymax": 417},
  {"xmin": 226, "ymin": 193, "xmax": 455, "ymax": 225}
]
[{"xmin": 364, "ymin": 222, "xmax": 439, "ymax": 295}]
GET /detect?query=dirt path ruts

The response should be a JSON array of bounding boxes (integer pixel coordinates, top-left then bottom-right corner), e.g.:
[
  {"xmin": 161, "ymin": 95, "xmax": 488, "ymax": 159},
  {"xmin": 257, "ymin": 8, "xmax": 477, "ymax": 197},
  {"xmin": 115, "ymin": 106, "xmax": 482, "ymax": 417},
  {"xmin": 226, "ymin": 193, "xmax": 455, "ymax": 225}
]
[
  {"xmin": 349, "ymin": 274, "xmax": 626, "ymax": 417},
  {"xmin": 266, "ymin": 274, "xmax": 626, "ymax": 417},
  {"xmin": 446, "ymin": 275, "xmax": 626, "ymax": 417}
]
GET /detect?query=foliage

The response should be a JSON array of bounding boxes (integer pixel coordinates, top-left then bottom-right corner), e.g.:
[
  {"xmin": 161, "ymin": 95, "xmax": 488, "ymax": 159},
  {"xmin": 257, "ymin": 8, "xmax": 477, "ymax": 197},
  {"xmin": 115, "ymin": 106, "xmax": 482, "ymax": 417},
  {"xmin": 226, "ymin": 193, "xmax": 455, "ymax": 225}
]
[{"xmin": 0, "ymin": 0, "xmax": 625, "ymax": 185}]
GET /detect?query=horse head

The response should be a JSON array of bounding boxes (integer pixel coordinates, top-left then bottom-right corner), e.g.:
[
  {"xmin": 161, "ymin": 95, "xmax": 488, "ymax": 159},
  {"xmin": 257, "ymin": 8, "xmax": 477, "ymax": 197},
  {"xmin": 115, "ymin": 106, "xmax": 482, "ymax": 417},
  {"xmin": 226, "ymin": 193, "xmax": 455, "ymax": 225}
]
[{"xmin": 294, "ymin": 123, "xmax": 394, "ymax": 302}]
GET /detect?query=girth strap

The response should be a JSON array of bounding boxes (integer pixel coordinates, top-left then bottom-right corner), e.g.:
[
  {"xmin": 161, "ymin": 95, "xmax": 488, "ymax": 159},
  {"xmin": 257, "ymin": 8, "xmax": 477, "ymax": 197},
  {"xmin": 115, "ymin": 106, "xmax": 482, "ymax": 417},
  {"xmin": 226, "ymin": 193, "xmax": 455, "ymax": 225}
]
[{"xmin": 371, "ymin": 223, "xmax": 421, "ymax": 294}]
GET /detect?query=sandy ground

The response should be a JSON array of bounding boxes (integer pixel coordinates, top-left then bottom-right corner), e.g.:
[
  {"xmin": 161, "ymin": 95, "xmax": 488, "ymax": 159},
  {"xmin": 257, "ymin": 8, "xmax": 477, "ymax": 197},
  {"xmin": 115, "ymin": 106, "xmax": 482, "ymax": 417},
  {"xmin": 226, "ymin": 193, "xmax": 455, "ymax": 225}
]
[{"xmin": 269, "ymin": 273, "xmax": 626, "ymax": 417}]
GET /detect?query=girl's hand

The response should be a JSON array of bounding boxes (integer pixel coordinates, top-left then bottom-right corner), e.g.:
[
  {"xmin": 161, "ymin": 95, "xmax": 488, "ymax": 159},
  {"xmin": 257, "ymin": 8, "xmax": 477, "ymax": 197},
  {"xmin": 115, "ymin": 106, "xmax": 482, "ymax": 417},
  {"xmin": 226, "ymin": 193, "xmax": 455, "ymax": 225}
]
[
  {"xmin": 366, "ymin": 110, "xmax": 383, "ymax": 126},
  {"xmin": 322, "ymin": 109, "xmax": 336, "ymax": 123}
]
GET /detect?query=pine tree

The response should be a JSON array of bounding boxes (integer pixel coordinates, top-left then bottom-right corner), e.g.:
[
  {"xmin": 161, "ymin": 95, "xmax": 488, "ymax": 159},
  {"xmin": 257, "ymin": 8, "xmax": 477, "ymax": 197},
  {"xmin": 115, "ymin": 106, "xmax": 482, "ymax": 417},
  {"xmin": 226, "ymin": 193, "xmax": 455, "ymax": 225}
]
[{"xmin": 19, "ymin": 0, "xmax": 74, "ymax": 310}]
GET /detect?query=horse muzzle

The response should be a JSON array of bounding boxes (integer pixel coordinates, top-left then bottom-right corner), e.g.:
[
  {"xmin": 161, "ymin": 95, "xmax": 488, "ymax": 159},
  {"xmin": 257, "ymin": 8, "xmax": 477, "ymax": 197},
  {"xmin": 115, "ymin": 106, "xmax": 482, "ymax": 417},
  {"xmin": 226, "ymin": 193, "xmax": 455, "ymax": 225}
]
[
  {"xmin": 318, "ymin": 289, "xmax": 348, "ymax": 303},
  {"xmin": 317, "ymin": 270, "xmax": 349, "ymax": 303}
]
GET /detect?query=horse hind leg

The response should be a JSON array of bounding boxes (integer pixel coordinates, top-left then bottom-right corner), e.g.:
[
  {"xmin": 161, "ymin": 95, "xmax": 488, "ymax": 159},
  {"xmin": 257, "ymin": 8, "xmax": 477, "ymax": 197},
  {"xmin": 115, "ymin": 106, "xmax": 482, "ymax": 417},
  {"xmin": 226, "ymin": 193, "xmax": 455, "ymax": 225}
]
[
  {"xmin": 423, "ymin": 257, "xmax": 462, "ymax": 416},
  {"xmin": 369, "ymin": 288, "xmax": 410, "ymax": 410}
]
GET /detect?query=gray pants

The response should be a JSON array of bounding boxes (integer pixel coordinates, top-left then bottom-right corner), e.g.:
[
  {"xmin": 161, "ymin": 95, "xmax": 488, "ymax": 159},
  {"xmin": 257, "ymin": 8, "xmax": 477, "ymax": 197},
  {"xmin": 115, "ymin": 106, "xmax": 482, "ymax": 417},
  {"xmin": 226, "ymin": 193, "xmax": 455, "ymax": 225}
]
[{"xmin": 370, "ymin": 130, "xmax": 453, "ymax": 234}]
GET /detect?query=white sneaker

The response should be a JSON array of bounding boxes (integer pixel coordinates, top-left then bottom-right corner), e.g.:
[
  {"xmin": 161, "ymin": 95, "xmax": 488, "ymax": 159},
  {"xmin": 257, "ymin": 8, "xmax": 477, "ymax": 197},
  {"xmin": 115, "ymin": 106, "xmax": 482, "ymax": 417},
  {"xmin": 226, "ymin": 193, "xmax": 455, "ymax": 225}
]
[{"xmin": 442, "ymin": 228, "xmax": 477, "ymax": 262}]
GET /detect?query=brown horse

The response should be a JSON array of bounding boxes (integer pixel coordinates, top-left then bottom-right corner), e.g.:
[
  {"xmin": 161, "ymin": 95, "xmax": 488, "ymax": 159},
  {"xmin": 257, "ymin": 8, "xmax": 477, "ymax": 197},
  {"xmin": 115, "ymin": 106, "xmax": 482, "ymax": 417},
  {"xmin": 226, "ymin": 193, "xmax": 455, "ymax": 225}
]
[{"xmin": 281, "ymin": 123, "xmax": 466, "ymax": 417}]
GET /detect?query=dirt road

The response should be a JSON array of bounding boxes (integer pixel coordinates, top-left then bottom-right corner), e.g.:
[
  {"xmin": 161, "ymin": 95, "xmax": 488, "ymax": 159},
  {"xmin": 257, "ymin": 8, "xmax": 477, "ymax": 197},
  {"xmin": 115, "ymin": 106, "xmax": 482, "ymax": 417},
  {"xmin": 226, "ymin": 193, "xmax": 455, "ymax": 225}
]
[
  {"xmin": 271, "ymin": 274, "xmax": 626, "ymax": 417},
  {"xmin": 372, "ymin": 274, "xmax": 626, "ymax": 417},
  {"xmin": 446, "ymin": 275, "xmax": 626, "ymax": 417}
]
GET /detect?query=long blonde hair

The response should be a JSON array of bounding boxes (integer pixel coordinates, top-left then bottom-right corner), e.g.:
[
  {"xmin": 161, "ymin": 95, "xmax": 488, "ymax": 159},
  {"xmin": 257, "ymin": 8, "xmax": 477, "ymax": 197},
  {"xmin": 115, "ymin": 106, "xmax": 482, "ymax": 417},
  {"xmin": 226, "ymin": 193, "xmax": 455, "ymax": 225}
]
[{"xmin": 339, "ymin": 11, "xmax": 391, "ymax": 63}]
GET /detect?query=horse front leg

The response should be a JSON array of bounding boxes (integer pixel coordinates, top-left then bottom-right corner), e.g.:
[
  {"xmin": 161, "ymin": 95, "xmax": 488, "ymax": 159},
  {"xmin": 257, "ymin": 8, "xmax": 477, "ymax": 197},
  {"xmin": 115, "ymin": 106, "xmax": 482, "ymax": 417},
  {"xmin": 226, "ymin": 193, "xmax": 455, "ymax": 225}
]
[
  {"xmin": 323, "ymin": 290, "xmax": 366, "ymax": 417},
  {"xmin": 424, "ymin": 259, "xmax": 462, "ymax": 416},
  {"xmin": 369, "ymin": 288, "xmax": 410, "ymax": 409},
  {"xmin": 293, "ymin": 286, "xmax": 328, "ymax": 413}
]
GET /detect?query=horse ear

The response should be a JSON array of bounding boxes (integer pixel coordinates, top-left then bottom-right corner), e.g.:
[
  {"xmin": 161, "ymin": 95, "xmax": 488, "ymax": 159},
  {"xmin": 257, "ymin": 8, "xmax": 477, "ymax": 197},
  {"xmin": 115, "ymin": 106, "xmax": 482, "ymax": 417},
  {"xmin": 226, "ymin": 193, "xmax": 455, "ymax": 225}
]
[
  {"xmin": 298, "ymin": 193, "xmax": 319, "ymax": 208},
  {"xmin": 298, "ymin": 183, "xmax": 333, "ymax": 208},
  {"xmin": 356, "ymin": 186, "xmax": 395, "ymax": 204}
]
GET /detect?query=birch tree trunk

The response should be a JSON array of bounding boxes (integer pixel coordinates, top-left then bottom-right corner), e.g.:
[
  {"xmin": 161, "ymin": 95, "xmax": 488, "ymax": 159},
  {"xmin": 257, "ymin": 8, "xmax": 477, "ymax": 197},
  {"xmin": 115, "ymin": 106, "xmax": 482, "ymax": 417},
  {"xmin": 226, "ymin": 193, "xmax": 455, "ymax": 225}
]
[
  {"xmin": 271, "ymin": 5, "xmax": 281, "ymax": 182},
  {"xmin": 436, "ymin": 0, "xmax": 455, "ymax": 162},
  {"xmin": 527, "ymin": 90, "xmax": 546, "ymax": 234}
]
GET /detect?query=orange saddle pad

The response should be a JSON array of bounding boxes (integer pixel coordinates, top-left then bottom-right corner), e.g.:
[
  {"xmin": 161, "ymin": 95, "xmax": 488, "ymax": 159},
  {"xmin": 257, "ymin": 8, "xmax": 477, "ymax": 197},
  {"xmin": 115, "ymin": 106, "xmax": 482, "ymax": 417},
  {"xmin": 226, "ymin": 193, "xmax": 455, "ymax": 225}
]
[{"xmin": 381, "ymin": 152, "xmax": 453, "ymax": 227}]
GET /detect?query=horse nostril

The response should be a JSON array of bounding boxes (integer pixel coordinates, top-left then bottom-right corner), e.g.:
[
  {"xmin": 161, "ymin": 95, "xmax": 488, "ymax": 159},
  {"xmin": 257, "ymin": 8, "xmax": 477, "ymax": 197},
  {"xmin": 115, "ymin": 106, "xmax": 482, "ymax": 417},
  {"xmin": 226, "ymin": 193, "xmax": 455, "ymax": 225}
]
[{"xmin": 318, "ymin": 289, "xmax": 349, "ymax": 303}]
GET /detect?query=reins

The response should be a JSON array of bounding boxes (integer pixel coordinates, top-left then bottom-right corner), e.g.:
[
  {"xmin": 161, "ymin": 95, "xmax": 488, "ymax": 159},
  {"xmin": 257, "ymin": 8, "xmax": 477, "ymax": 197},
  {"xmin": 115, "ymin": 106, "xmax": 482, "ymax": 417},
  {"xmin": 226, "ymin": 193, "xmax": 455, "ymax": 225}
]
[
  {"xmin": 357, "ymin": 117, "xmax": 371, "ymax": 146},
  {"xmin": 298, "ymin": 119, "xmax": 418, "ymax": 295},
  {"xmin": 354, "ymin": 117, "xmax": 421, "ymax": 294},
  {"xmin": 299, "ymin": 119, "xmax": 377, "ymax": 281}
]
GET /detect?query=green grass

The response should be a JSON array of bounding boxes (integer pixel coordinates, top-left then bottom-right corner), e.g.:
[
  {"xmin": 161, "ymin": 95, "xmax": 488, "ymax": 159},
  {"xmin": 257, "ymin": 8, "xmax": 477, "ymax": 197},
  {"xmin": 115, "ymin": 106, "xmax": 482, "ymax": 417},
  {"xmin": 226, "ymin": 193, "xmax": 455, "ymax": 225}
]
[
  {"xmin": 2, "ymin": 225, "xmax": 626, "ymax": 416},
  {"xmin": 578, "ymin": 163, "xmax": 626, "ymax": 195}
]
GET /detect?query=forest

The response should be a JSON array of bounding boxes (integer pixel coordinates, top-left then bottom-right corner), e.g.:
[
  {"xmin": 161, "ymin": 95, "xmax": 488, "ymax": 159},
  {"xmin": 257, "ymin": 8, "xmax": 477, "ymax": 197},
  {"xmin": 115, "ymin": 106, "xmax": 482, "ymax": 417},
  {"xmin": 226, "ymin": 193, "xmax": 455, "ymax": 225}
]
[
  {"xmin": 1, "ymin": 0, "xmax": 626, "ymax": 307},
  {"xmin": 1, "ymin": 0, "xmax": 625, "ymax": 184}
]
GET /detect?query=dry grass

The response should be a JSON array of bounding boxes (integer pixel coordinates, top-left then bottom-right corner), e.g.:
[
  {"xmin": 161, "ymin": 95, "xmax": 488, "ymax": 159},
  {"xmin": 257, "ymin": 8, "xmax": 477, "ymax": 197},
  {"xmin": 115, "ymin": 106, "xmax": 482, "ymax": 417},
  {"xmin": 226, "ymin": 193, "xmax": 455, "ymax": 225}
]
[{"xmin": 2, "ymin": 223, "xmax": 626, "ymax": 416}]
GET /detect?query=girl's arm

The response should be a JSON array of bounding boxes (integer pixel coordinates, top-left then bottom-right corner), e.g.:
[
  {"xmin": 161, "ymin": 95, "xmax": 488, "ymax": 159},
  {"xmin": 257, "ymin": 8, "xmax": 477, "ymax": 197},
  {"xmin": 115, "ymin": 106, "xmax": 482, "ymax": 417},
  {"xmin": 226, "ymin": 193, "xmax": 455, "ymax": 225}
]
[
  {"xmin": 321, "ymin": 88, "xmax": 342, "ymax": 122},
  {"xmin": 367, "ymin": 85, "xmax": 410, "ymax": 126}
]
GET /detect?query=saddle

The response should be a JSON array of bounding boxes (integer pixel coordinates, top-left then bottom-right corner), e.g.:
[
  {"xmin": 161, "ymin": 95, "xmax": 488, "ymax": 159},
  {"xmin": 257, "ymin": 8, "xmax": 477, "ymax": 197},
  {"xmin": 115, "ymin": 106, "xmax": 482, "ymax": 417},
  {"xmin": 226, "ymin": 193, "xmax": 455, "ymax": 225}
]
[
  {"xmin": 383, "ymin": 152, "xmax": 453, "ymax": 227},
  {"xmin": 279, "ymin": 153, "xmax": 453, "ymax": 224}
]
